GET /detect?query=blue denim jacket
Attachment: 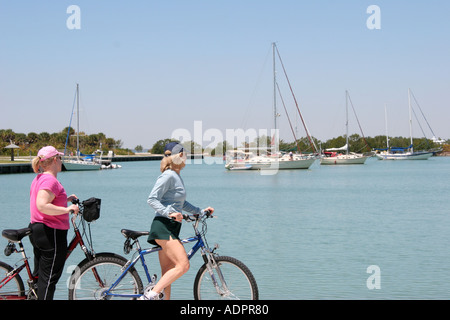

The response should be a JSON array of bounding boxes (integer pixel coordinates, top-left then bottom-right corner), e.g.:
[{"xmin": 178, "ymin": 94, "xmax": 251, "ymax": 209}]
[{"xmin": 147, "ymin": 169, "xmax": 201, "ymax": 219}]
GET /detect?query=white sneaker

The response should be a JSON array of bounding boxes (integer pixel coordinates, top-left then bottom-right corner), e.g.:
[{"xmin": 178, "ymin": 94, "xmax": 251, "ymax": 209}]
[
  {"xmin": 138, "ymin": 290, "xmax": 164, "ymax": 300},
  {"xmin": 138, "ymin": 275, "xmax": 165, "ymax": 300}
]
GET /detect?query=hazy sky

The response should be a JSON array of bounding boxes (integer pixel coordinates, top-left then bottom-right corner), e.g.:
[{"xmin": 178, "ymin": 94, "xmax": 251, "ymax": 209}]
[{"xmin": 1, "ymin": 1, "xmax": 449, "ymax": 149}]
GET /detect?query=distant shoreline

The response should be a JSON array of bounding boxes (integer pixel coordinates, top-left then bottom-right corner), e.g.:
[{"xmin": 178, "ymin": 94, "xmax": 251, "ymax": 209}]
[
  {"xmin": 0, "ymin": 154, "xmax": 207, "ymax": 174},
  {"xmin": 437, "ymin": 152, "xmax": 450, "ymax": 156}
]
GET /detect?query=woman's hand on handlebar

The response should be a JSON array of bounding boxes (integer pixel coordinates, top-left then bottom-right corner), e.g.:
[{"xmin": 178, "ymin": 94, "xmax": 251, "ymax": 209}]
[
  {"xmin": 68, "ymin": 195, "xmax": 80, "ymax": 215},
  {"xmin": 68, "ymin": 204, "xmax": 80, "ymax": 215},
  {"xmin": 67, "ymin": 194, "xmax": 78, "ymax": 203},
  {"xmin": 170, "ymin": 207, "xmax": 214, "ymax": 222},
  {"xmin": 203, "ymin": 207, "xmax": 215, "ymax": 215},
  {"xmin": 169, "ymin": 212, "xmax": 183, "ymax": 222}
]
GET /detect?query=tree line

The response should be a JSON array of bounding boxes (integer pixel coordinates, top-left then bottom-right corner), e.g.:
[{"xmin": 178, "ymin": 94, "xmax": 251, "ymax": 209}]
[
  {"xmin": 283, "ymin": 134, "xmax": 444, "ymax": 154},
  {"xmin": 0, "ymin": 128, "xmax": 132, "ymax": 156},
  {"xmin": 4, "ymin": 127, "xmax": 443, "ymax": 158},
  {"xmin": 150, "ymin": 134, "xmax": 446, "ymax": 155}
]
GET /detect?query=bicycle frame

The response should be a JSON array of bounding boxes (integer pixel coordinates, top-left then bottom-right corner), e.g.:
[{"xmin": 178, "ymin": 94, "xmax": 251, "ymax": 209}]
[
  {"xmin": 0, "ymin": 215, "xmax": 95, "ymax": 300},
  {"xmin": 0, "ymin": 239, "xmax": 34, "ymax": 300},
  {"xmin": 104, "ymin": 232, "xmax": 209, "ymax": 299},
  {"xmin": 67, "ymin": 215, "xmax": 95, "ymax": 260},
  {"xmin": 69, "ymin": 211, "xmax": 258, "ymax": 300}
]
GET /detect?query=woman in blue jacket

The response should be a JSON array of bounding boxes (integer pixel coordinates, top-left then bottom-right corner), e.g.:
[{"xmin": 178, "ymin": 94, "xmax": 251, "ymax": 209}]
[{"xmin": 142, "ymin": 143, "xmax": 214, "ymax": 300}]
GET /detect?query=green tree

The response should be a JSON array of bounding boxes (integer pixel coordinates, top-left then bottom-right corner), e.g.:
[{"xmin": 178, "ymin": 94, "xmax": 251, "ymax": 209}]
[
  {"xmin": 27, "ymin": 132, "xmax": 39, "ymax": 144},
  {"xmin": 182, "ymin": 140, "xmax": 203, "ymax": 154},
  {"xmin": 1, "ymin": 129, "xmax": 15, "ymax": 143},
  {"xmin": 39, "ymin": 132, "xmax": 50, "ymax": 143}
]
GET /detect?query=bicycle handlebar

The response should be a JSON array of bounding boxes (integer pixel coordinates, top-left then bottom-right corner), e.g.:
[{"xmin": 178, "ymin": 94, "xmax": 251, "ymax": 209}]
[
  {"xmin": 172, "ymin": 210, "xmax": 214, "ymax": 222},
  {"xmin": 69, "ymin": 198, "xmax": 80, "ymax": 215}
]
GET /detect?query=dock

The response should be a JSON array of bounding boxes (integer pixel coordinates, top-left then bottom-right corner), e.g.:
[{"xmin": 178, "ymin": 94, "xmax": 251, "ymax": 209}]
[
  {"xmin": 0, "ymin": 154, "xmax": 203, "ymax": 174},
  {"xmin": 0, "ymin": 155, "xmax": 162, "ymax": 174},
  {"xmin": 0, "ymin": 162, "xmax": 33, "ymax": 174},
  {"xmin": 111, "ymin": 154, "xmax": 163, "ymax": 162}
]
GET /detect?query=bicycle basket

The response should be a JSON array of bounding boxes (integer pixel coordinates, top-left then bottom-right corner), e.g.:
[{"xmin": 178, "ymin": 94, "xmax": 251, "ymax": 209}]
[{"xmin": 82, "ymin": 197, "xmax": 101, "ymax": 222}]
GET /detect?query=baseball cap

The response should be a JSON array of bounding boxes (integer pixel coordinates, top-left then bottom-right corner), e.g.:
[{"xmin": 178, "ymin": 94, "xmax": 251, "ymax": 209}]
[
  {"xmin": 164, "ymin": 142, "xmax": 184, "ymax": 155},
  {"xmin": 38, "ymin": 146, "xmax": 64, "ymax": 161}
]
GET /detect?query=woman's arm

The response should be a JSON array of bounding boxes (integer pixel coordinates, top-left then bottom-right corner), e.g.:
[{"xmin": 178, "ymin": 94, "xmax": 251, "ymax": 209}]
[
  {"xmin": 182, "ymin": 200, "xmax": 202, "ymax": 214},
  {"xmin": 147, "ymin": 173, "xmax": 175, "ymax": 218},
  {"xmin": 36, "ymin": 189, "xmax": 79, "ymax": 216}
]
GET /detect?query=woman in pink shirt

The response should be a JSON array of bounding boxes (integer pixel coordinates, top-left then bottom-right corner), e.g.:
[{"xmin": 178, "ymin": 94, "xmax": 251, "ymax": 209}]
[{"xmin": 29, "ymin": 146, "xmax": 79, "ymax": 300}]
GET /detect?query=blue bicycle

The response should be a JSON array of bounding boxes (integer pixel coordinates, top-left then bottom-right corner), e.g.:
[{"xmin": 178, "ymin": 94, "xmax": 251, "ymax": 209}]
[{"xmin": 68, "ymin": 210, "xmax": 258, "ymax": 300}]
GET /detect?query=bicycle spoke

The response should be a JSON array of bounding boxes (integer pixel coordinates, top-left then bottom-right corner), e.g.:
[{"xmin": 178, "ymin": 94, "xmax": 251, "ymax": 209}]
[
  {"xmin": 0, "ymin": 262, "xmax": 26, "ymax": 300},
  {"xmin": 69, "ymin": 256, "xmax": 143, "ymax": 300}
]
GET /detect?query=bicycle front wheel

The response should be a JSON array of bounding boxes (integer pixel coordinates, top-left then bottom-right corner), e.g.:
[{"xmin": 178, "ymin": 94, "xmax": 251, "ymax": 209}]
[
  {"xmin": 68, "ymin": 255, "xmax": 143, "ymax": 300},
  {"xmin": 194, "ymin": 256, "xmax": 258, "ymax": 300},
  {"xmin": 0, "ymin": 261, "xmax": 26, "ymax": 300}
]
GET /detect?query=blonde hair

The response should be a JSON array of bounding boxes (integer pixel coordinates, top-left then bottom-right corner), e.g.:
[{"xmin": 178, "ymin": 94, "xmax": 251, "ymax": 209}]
[
  {"xmin": 31, "ymin": 156, "xmax": 55, "ymax": 173},
  {"xmin": 160, "ymin": 153, "xmax": 186, "ymax": 172}
]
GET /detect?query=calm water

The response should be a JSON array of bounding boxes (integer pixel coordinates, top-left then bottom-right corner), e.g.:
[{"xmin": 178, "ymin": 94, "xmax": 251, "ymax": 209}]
[{"xmin": 1, "ymin": 156, "xmax": 449, "ymax": 300}]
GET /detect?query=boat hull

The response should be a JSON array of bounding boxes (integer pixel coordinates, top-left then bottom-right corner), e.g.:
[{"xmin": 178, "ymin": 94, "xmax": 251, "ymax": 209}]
[
  {"xmin": 63, "ymin": 160, "xmax": 101, "ymax": 171},
  {"xmin": 226, "ymin": 157, "xmax": 316, "ymax": 170},
  {"xmin": 320, "ymin": 155, "xmax": 368, "ymax": 165},
  {"xmin": 375, "ymin": 151, "xmax": 433, "ymax": 160}
]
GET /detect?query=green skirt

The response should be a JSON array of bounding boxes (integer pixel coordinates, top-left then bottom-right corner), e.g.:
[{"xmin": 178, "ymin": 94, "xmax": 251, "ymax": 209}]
[{"xmin": 147, "ymin": 216, "xmax": 182, "ymax": 245}]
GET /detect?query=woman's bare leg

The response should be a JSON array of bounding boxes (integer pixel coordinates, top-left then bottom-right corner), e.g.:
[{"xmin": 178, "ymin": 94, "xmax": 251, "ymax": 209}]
[{"xmin": 153, "ymin": 237, "xmax": 189, "ymax": 299}]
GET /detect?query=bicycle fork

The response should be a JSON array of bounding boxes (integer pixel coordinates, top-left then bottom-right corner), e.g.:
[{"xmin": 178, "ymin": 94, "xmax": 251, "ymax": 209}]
[
  {"xmin": 185, "ymin": 235, "xmax": 232, "ymax": 298},
  {"xmin": 201, "ymin": 247, "xmax": 233, "ymax": 298}
]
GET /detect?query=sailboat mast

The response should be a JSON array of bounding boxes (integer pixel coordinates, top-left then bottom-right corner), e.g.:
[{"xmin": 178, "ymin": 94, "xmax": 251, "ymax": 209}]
[
  {"xmin": 408, "ymin": 88, "xmax": 413, "ymax": 152},
  {"xmin": 345, "ymin": 90, "xmax": 349, "ymax": 155},
  {"xmin": 274, "ymin": 43, "xmax": 317, "ymax": 153},
  {"xmin": 384, "ymin": 103, "xmax": 389, "ymax": 149},
  {"xmin": 76, "ymin": 83, "xmax": 80, "ymax": 158},
  {"xmin": 272, "ymin": 43, "xmax": 277, "ymax": 132}
]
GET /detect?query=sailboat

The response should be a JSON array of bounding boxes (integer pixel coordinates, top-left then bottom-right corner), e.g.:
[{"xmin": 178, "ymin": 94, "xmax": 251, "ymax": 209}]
[
  {"xmin": 62, "ymin": 84, "xmax": 102, "ymax": 171},
  {"xmin": 225, "ymin": 43, "xmax": 317, "ymax": 171},
  {"xmin": 375, "ymin": 89, "xmax": 433, "ymax": 160},
  {"xmin": 321, "ymin": 91, "xmax": 370, "ymax": 165}
]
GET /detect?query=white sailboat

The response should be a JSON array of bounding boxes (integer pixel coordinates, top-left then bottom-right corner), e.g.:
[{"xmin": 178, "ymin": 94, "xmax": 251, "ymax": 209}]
[
  {"xmin": 321, "ymin": 145, "xmax": 368, "ymax": 165},
  {"xmin": 225, "ymin": 149, "xmax": 316, "ymax": 170},
  {"xmin": 225, "ymin": 43, "xmax": 317, "ymax": 171},
  {"xmin": 320, "ymin": 91, "xmax": 369, "ymax": 165},
  {"xmin": 63, "ymin": 84, "xmax": 101, "ymax": 171},
  {"xmin": 375, "ymin": 89, "xmax": 433, "ymax": 160}
]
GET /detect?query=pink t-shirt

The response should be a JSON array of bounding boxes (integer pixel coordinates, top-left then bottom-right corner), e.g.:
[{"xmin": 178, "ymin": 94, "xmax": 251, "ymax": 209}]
[{"xmin": 30, "ymin": 174, "xmax": 69, "ymax": 230}]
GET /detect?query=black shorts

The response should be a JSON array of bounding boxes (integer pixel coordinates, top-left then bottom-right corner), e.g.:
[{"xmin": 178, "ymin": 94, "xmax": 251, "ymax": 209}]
[{"xmin": 147, "ymin": 216, "xmax": 182, "ymax": 245}]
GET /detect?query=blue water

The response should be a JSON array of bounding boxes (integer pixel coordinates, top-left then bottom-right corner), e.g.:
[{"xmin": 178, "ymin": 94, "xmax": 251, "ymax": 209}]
[{"xmin": 1, "ymin": 157, "xmax": 449, "ymax": 300}]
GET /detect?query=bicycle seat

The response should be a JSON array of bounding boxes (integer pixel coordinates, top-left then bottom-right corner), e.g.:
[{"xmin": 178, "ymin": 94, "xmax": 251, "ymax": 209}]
[
  {"xmin": 2, "ymin": 228, "xmax": 32, "ymax": 242},
  {"xmin": 121, "ymin": 229, "xmax": 149, "ymax": 240}
]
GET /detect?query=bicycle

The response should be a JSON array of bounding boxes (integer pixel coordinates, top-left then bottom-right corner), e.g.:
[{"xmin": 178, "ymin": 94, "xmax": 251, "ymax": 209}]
[
  {"xmin": 0, "ymin": 197, "xmax": 120, "ymax": 300},
  {"xmin": 68, "ymin": 210, "xmax": 259, "ymax": 300}
]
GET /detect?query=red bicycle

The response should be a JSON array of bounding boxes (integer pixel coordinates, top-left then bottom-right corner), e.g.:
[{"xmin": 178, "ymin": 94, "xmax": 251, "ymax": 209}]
[{"xmin": 0, "ymin": 197, "xmax": 121, "ymax": 300}]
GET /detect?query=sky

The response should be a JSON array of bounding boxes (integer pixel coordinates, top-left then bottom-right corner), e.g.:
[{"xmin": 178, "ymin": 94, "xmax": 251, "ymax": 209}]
[{"xmin": 1, "ymin": 0, "xmax": 449, "ymax": 150}]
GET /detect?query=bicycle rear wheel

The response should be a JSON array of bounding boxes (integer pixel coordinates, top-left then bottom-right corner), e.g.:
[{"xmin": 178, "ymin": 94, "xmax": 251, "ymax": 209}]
[
  {"xmin": 193, "ymin": 256, "xmax": 258, "ymax": 300},
  {"xmin": 0, "ymin": 261, "xmax": 26, "ymax": 300},
  {"xmin": 68, "ymin": 255, "xmax": 143, "ymax": 300}
]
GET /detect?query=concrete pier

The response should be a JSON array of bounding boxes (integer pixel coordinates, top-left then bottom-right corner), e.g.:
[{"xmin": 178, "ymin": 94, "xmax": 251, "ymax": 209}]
[
  {"xmin": 0, "ymin": 162, "xmax": 33, "ymax": 174},
  {"xmin": 111, "ymin": 155, "xmax": 163, "ymax": 162},
  {"xmin": 0, "ymin": 154, "xmax": 202, "ymax": 174}
]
